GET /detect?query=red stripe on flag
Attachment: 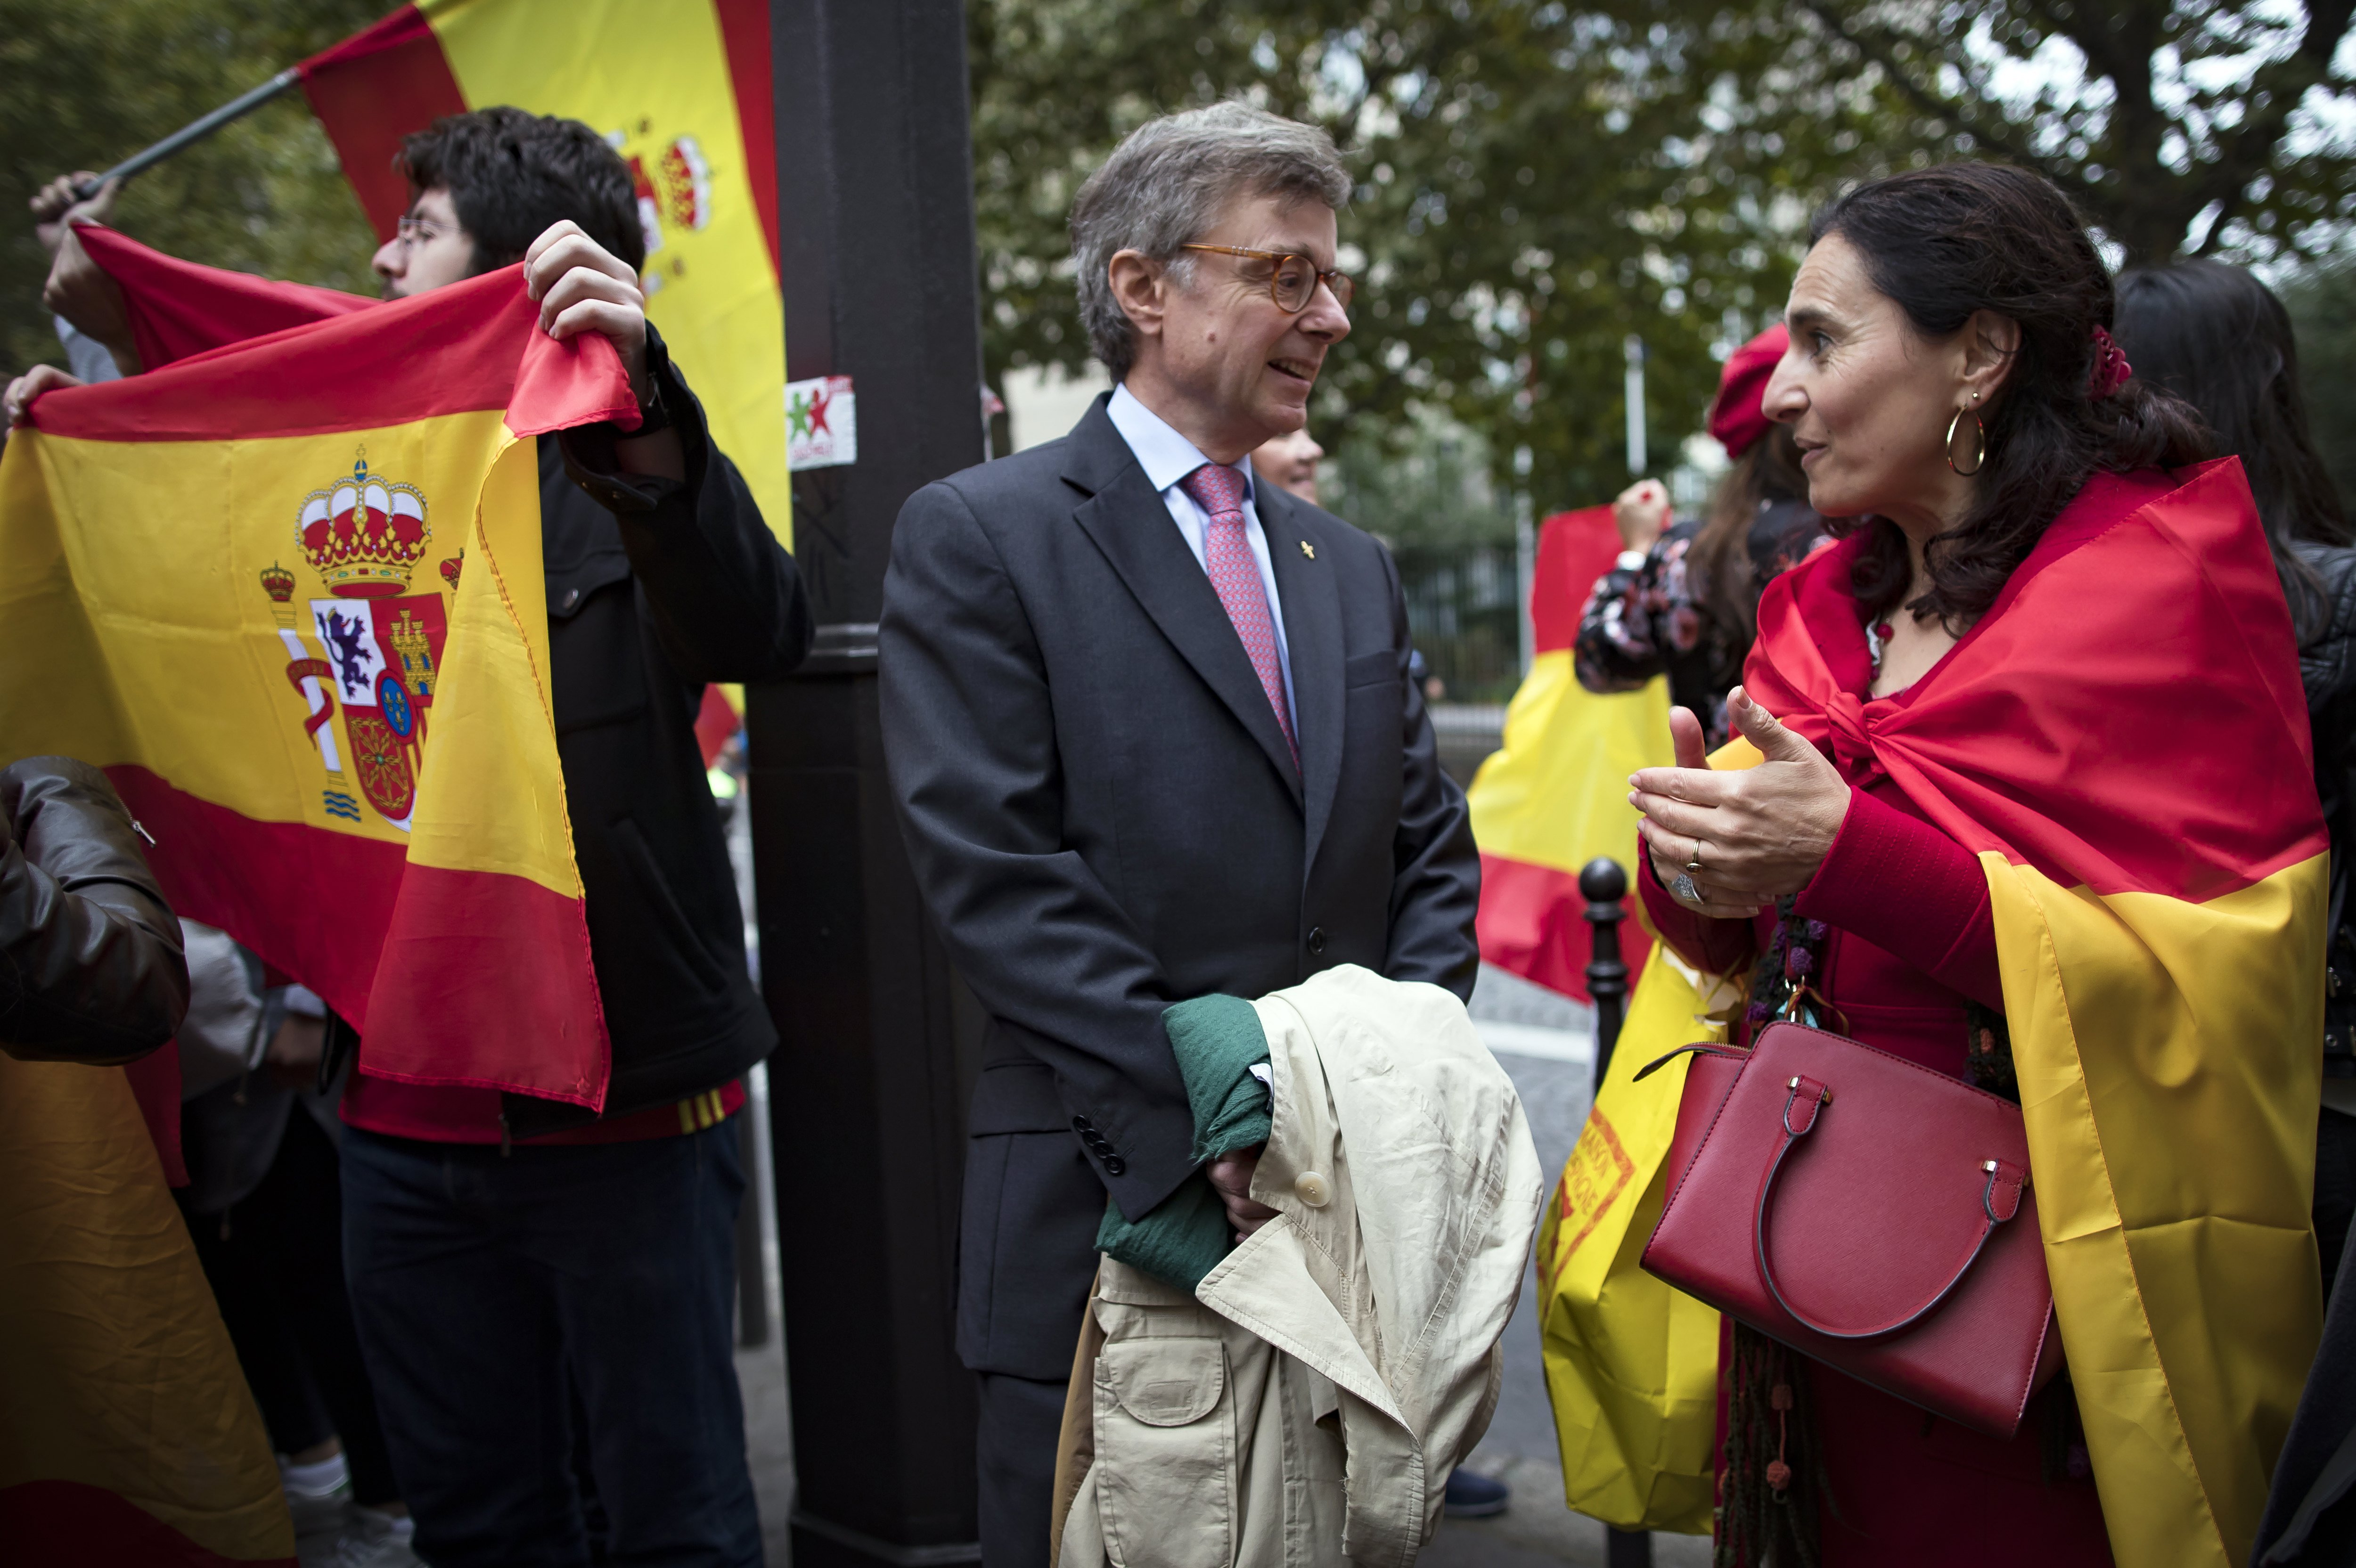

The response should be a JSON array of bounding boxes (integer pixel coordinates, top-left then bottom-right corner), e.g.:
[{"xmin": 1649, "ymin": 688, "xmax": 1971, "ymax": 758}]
[
  {"xmin": 1476, "ymin": 851, "xmax": 1652, "ymax": 1005},
  {"xmin": 694, "ymin": 683, "xmax": 739, "ymax": 767},
  {"xmin": 1532, "ymin": 506, "xmax": 1621, "ymax": 654},
  {"xmin": 28, "ymin": 261, "xmax": 636, "ymax": 442},
  {"xmin": 297, "ymin": 4, "xmax": 470, "ymax": 239},
  {"xmin": 362, "ymin": 859, "xmax": 610, "ymax": 1111},
  {"xmin": 74, "ymin": 227, "xmax": 372, "ymax": 372},
  {"xmin": 714, "ymin": 0, "xmax": 780, "ymax": 278},
  {"xmin": 103, "ymin": 767, "xmax": 608, "ymax": 1111},
  {"xmin": 0, "ymin": 1480, "xmax": 296, "ymax": 1568},
  {"xmin": 106, "ymin": 767, "xmax": 404, "ymax": 1037}
]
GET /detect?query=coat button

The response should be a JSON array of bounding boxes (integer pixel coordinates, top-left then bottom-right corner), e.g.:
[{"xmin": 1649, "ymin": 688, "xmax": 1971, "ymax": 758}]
[
  {"xmin": 1306, "ymin": 927, "xmax": 1327, "ymax": 956},
  {"xmin": 561, "ymin": 588, "xmax": 581, "ymax": 611},
  {"xmin": 1293, "ymin": 1171, "xmax": 1332, "ymax": 1208},
  {"xmin": 1102, "ymin": 1155, "xmax": 1127, "ymax": 1176},
  {"xmin": 1072, "ymin": 1116, "xmax": 1092, "ymax": 1132}
]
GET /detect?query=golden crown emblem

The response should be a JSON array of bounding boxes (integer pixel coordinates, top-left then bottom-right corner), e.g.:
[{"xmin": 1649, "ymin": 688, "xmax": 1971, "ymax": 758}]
[
  {"xmin": 298, "ymin": 452, "xmax": 429, "ymax": 598},
  {"xmin": 258, "ymin": 562, "xmax": 296, "ymax": 603}
]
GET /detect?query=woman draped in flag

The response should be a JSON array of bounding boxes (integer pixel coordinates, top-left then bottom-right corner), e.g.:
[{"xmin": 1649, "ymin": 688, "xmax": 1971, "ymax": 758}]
[{"xmin": 1625, "ymin": 163, "xmax": 2325, "ymax": 1568}]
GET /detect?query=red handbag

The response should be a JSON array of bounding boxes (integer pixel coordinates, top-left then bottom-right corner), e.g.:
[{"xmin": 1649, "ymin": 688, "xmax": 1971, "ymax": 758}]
[{"xmin": 1638, "ymin": 1020, "xmax": 2062, "ymax": 1438}]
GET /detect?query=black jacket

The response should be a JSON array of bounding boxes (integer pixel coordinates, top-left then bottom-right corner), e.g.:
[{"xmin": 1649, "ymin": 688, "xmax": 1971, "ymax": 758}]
[
  {"xmin": 497, "ymin": 330, "xmax": 810, "ymax": 1137},
  {"xmin": 0, "ymin": 756, "xmax": 188, "ymax": 1063},
  {"xmin": 879, "ymin": 395, "xmax": 1481, "ymax": 1376}
]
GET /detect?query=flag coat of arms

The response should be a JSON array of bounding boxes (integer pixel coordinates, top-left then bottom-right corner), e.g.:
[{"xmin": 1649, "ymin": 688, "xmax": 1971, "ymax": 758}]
[{"xmin": 0, "ymin": 266, "xmax": 638, "ymax": 1110}]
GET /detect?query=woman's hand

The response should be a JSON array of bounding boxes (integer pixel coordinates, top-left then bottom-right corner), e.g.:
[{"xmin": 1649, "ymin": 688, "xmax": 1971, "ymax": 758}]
[
  {"xmin": 1613, "ymin": 478, "xmax": 1671, "ymax": 553},
  {"xmin": 1630, "ymin": 686, "xmax": 1850, "ymax": 911}
]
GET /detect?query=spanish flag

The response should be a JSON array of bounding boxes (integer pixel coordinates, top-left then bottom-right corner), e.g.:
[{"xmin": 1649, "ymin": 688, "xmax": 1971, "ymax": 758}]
[
  {"xmin": 0, "ymin": 1055, "xmax": 293, "ymax": 1566},
  {"xmin": 295, "ymin": 0, "xmax": 787, "ymax": 544},
  {"xmin": 1743, "ymin": 461, "xmax": 2326, "ymax": 1568},
  {"xmin": 0, "ymin": 261, "xmax": 634, "ymax": 1111},
  {"xmin": 1467, "ymin": 505, "xmax": 1672, "ymax": 999}
]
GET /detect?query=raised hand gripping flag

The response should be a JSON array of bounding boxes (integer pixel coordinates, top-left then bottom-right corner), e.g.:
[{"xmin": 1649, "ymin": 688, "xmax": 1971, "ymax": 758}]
[
  {"xmin": 0, "ymin": 265, "xmax": 636, "ymax": 1111},
  {"xmin": 294, "ymin": 0, "xmax": 787, "ymax": 546}
]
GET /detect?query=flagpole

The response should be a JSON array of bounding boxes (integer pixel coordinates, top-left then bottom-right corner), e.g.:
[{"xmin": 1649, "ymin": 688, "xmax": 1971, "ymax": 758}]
[{"xmin": 73, "ymin": 68, "xmax": 301, "ymax": 200}]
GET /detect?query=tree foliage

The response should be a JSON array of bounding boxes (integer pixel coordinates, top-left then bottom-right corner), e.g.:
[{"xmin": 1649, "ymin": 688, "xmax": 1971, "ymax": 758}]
[
  {"xmin": 968, "ymin": 0, "xmax": 2356, "ymax": 515},
  {"xmin": 0, "ymin": 0, "xmax": 382, "ymax": 381}
]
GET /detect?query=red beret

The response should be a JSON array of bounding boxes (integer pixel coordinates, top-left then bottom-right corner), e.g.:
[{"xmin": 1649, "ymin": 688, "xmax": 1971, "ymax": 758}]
[{"xmin": 1707, "ymin": 323, "xmax": 1790, "ymax": 459}]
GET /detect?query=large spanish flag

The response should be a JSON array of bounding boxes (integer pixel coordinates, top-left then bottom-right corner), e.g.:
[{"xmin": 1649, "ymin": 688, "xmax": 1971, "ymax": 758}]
[
  {"xmin": 1744, "ymin": 461, "xmax": 2326, "ymax": 1568},
  {"xmin": 1467, "ymin": 506, "xmax": 1672, "ymax": 999},
  {"xmin": 0, "ymin": 262, "xmax": 636, "ymax": 1111},
  {"xmin": 295, "ymin": 0, "xmax": 787, "ymax": 544}
]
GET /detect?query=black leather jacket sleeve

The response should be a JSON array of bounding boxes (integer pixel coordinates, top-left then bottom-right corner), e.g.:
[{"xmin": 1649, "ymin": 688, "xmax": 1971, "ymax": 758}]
[
  {"xmin": 556, "ymin": 325, "xmax": 813, "ymax": 684},
  {"xmin": 0, "ymin": 757, "xmax": 188, "ymax": 1063}
]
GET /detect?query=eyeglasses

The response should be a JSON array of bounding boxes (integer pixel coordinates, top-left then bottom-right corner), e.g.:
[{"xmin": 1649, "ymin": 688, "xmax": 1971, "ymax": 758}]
[
  {"xmin": 394, "ymin": 214, "xmax": 455, "ymax": 248},
  {"xmin": 1180, "ymin": 245, "xmax": 1355, "ymax": 313}
]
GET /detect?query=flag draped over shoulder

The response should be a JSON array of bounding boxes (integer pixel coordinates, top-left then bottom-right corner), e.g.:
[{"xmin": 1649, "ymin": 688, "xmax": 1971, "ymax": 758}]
[
  {"xmin": 0, "ymin": 265, "xmax": 638, "ymax": 1111},
  {"xmin": 294, "ymin": 0, "xmax": 788, "ymax": 547},
  {"xmin": 1468, "ymin": 505, "xmax": 1670, "ymax": 1000},
  {"xmin": 1745, "ymin": 460, "xmax": 2327, "ymax": 1568}
]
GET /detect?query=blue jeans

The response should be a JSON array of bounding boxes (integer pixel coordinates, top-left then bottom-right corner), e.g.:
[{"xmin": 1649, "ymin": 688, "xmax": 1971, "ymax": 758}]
[{"xmin": 342, "ymin": 1119, "xmax": 761, "ymax": 1568}]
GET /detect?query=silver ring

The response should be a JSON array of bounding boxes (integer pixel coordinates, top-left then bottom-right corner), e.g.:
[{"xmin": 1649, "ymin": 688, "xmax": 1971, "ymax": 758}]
[{"xmin": 1670, "ymin": 873, "xmax": 1702, "ymax": 906}]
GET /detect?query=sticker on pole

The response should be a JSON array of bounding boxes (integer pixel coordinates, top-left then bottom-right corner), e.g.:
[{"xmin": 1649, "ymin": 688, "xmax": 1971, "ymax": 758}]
[{"xmin": 785, "ymin": 376, "xmax": 856, "ymax": 471}]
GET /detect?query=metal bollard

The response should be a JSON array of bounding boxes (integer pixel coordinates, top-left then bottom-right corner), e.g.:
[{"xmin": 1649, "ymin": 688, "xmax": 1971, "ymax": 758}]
[
  {"xmin": 1580, "ymin": 857, "xmax": 1653, "ymax": 1568},
  {"xmin": 1580, "ymin": 857, "xmax": 1631, "ymax": 1094}
]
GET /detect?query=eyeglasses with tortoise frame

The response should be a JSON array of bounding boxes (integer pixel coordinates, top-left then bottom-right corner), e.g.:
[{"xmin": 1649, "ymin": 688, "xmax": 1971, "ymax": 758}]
[{"xmin": 1179, "ymin": 244, "xmax": 1355, "ymax": 313}]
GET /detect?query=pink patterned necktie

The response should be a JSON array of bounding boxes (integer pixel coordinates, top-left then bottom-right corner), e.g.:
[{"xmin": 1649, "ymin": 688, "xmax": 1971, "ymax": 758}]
[{"xmin": 1177, "ymin": 462, "xmax": 1297, "ymax": 767}]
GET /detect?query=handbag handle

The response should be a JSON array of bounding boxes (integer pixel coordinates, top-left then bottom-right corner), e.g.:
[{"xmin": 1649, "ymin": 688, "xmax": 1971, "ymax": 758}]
[{"xmin": 1752, "ymin": 1075, "xmax": 2029, "ymax": 1341}]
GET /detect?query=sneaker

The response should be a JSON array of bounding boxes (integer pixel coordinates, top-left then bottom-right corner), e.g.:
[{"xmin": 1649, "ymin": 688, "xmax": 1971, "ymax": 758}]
[
  {"xmin": 333, "ymin": 1508, "xmax": 421, "ymax": 1568},
  {"xmin": 277, "ymin": 1451, "xmax": 351, "ymax": 1536},
  {"xmin": 1442, "ymin": 1467, "xmax": 1510, "ymax": 1519}
]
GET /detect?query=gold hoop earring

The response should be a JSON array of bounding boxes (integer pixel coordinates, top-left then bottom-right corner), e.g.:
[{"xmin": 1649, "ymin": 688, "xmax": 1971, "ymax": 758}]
[{"xmin": 1945, "ymin": 405, "xmax": 1986, "ymax": 476}]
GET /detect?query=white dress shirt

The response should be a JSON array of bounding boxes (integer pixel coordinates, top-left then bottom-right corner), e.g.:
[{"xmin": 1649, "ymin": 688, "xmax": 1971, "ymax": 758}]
[{"xmin": 1104, "ymin": 383, "xmax": 1296, "ymax": 720}]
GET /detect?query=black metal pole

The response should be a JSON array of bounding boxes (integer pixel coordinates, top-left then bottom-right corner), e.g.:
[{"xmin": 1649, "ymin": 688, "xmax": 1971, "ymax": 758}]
[
  {"xmin": 73, "ymin": 69, "xmax": 300, "ymax": 200},
  {"xmin": 750, "ymin": 3, "xmax": 987, "ymax": 1564},
  {"xmin": 1579, "ymin": 857, "xmax": 1653, "ymax": 1568},
  {"xmin": 1581, "ymin": 857, "xmax": 1630, "ymax": 1094}
]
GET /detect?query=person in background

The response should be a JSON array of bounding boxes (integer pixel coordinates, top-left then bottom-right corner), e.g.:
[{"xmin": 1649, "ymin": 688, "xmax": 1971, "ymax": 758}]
[
  {"xmin": 1575, "ymin": 324, "xmax": 1828, "ymax": 748},
  {"xmin": 174, "ymin": 939, "xmax": 417, "ymax": 1568},
  {"xmin": 1252, "ymin": 424, "xmax": 1324, "ymax": 504},
  {"xmin": 2113, "ymin": 259, "xmax": 2356, "ymax": 1568},
  {"xmin": 15, "ymin": 108, "xmax": 811, "ymax": 1568}
]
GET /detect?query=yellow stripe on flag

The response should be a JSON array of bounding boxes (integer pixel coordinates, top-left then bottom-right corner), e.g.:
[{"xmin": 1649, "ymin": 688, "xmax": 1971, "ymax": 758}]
[
  {"xmin": 1467, "ymin": 650, "xmax": 1671, "ymax": 877},
  {"xmin": 0, "ymin": 1054, "xmax": 292, "ymax": 1561},
  {"xmin": 1990, "ymin": 851, "xmax": 2326, "ymax": 1567}
]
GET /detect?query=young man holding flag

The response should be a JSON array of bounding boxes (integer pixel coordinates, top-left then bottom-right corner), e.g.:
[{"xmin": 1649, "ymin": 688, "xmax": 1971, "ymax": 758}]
[{"xmin": 11, "ymin": 108, "xmax": 807, "ymax": 1568}]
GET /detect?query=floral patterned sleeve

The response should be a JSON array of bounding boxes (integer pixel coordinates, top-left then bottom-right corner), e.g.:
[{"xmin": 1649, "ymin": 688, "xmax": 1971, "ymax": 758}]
[{"xmin": 1573, "ymin": 521, "xmax": 1701, "ymax": 695}]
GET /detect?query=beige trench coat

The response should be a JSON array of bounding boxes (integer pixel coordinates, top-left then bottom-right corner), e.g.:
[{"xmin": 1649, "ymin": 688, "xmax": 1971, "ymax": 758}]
[{"xmin": 1053, "ymin": 966, "xmax": 1547, "ymax": 1568}]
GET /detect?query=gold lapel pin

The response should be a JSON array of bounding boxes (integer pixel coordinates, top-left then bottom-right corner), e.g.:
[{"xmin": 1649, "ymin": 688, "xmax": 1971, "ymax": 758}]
[{"xmin": 1300, "ymin": 540, "xmax": 1315, "ymax": 560}]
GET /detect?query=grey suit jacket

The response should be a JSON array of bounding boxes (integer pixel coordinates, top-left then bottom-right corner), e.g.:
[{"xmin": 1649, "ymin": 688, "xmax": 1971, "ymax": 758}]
[{"xmin": 878, "ymin": 394, "xmax": 1480, "ymax": 1377}]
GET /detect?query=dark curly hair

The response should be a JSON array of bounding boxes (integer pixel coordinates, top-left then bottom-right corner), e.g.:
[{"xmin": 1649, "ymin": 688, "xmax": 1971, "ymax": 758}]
[
  {"xmin": 396, "ymin": 106, "xmax": 645, "ymax": 277},
  {"xmin": 1810, "ymin": 164, "xmax": 2210, "ymax": 631}
]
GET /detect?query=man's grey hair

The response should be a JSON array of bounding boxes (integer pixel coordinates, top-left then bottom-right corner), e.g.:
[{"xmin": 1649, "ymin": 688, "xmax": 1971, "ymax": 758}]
[{"xmin": 1071, "ymin": 102, "xmax": 1351, "ymax": 381}]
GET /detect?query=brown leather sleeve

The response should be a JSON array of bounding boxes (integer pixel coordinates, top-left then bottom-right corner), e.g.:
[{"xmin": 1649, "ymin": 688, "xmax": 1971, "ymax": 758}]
[{"xmin": 0, "ymin": 757, "xmax": 188, "ymax": 1063}]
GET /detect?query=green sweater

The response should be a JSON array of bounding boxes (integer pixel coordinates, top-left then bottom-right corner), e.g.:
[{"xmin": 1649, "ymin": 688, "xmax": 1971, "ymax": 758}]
[{"xmin": 1093, "ymin": 994, "xmax": 1272, "ymax": 1292}]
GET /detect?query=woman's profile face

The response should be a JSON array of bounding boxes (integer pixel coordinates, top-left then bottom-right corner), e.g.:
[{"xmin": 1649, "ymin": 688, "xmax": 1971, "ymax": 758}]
[{"xmin": 1763, "ymin": 232, "xmax": 1969, "ymax": 525}]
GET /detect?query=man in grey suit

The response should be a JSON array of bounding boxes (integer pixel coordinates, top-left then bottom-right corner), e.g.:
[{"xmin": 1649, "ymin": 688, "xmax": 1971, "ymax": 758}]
[{"xmin": 878, "ymin": 102, "xmax": 1480, "ymax": 1565}]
